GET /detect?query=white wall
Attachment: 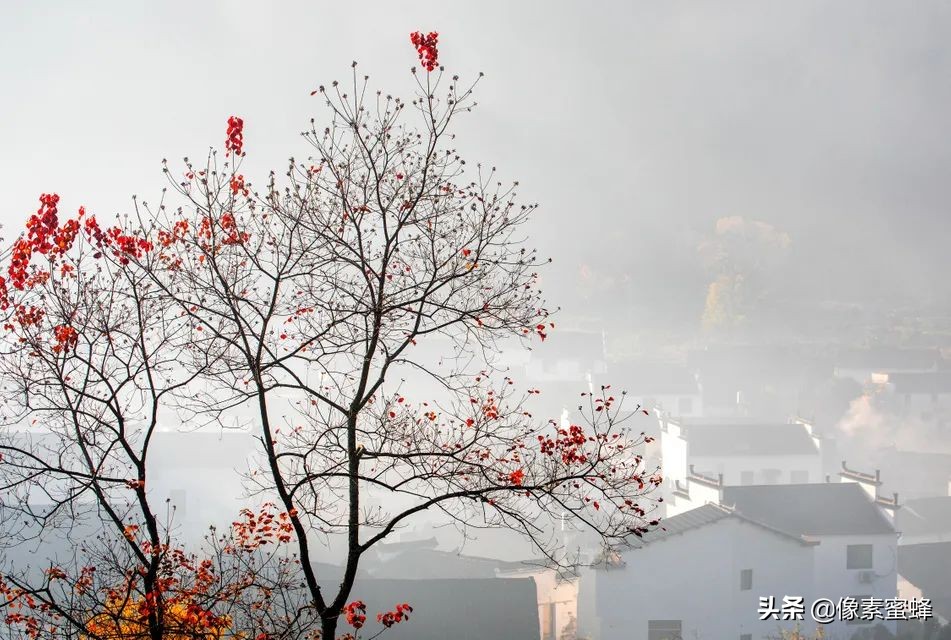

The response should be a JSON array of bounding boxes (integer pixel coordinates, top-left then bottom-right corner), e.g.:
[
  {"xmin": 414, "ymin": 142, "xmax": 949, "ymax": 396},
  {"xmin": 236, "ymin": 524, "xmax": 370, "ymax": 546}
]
[
  {"xmin": 659, "ymin": 423, "xmax": 688, "ymax": 490},
  {"xmin": 691, "ymin": 453, "xmax": 823, "ymax": 486},
  {"xmin": 580, "ymin": 517, "xmax": 816, "ymax": 640},
  {"xmin": 811, "ymin": 533, "xmax": 899, "ymax": 638}
]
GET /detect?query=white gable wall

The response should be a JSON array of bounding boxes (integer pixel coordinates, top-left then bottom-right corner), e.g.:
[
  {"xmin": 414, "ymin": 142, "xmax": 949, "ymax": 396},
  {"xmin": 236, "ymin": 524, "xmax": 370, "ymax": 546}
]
[{"xmin": 580, "ymin": 517, "xmax": 815, "ymax": 640}]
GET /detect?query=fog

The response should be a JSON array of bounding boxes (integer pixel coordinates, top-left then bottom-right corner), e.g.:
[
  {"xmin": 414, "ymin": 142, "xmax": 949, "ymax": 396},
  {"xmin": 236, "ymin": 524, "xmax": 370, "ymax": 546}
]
[{"xmin": 2, "ymin": 2, "xmax": 951, "ymax": 639}]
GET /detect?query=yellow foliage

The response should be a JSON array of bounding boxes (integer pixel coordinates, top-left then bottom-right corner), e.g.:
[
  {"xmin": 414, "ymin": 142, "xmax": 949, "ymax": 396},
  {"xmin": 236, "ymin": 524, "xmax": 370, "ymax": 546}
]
[{"xmin": 84, "ymin": 598, "xmax": 230, "ymax": 640}]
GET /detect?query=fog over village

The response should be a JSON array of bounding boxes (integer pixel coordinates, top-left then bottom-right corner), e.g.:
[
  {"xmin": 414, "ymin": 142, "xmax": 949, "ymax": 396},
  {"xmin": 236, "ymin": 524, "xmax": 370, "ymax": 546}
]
[{"xmin": 1, "ymin": 2, "xmax": 950, "ymax": 640}]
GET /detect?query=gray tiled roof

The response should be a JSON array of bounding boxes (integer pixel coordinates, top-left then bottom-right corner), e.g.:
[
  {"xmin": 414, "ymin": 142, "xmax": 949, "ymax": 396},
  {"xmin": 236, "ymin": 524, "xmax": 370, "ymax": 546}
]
[
  {"xmin": 897, "ymin": 497, "xmax": 951, "ymax": 537},
  {"xmin": 722, "ymin": 483, "xmax": 896, "ymax": 536},
  {"xmin": 630, "ymin": 503, "xmax": 815, "ymax": 548},
  {"xmin": 683, "ymin": 422, "xmax": 819, "ymax": 457},
  {"xmin": 885, "ymin": 372, "xmax": 951, "ymax": 394}
]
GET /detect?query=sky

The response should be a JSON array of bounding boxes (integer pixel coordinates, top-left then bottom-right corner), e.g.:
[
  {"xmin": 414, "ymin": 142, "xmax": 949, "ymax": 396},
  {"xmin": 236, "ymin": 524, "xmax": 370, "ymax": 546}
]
[{"xmin": 2, "ymin": 1, "xmax": 951, "ymax": 333}]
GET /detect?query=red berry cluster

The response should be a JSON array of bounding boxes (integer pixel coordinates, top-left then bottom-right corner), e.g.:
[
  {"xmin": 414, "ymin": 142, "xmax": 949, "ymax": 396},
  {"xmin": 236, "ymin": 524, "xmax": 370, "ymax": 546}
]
[
  {"xmin": 225, "ymin": 115, "xmax": 244, "ymax": 156},
  {"xmin": 344, "ymin": 600, "xmax": 367, "ymax": 629},
  {"xmin": 377, "ymin": 603, "xmax": 413, "ymax": 628},
  {"xmin": 409, "ymin": 31, "xmax": 439, "ymax": 71}
]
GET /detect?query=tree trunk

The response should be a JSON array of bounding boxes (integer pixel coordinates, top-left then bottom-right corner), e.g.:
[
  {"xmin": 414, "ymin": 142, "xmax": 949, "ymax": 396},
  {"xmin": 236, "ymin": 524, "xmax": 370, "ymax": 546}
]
[{"xmin": 321, "ymin": 615, "xmax": 338, "ymax": 640}]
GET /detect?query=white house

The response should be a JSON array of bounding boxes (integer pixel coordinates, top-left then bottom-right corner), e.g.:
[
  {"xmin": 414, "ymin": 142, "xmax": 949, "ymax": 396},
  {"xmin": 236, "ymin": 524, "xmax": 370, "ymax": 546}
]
[
  {"xmin": 578, "ymin": 503, "xmax": 818, "ymax": 640},
  {"xmin": 608, "ymin": 362, "xmax": 703, "ymax": 419},
  {"xmin": 659, "ymin": 417, "xmax": 823, "ymax": 507},
  {"xmin": 624, "ymin": 479, "xmax": 901, "ymax": 639},
  {"xmin": 721, "ymin": 482, "xmax": 900, "ymax": 639}
]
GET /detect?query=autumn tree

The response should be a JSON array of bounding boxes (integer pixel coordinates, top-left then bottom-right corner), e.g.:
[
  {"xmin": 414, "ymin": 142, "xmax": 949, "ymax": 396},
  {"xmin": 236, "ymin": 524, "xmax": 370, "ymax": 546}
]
[
  {"xmin": 698, "ymin": 215, "xmax": 791, "ymax": 335},
  {"xmin": 0, "ymin": 200, "xmax": 312, "ymax": 638},
  {"xmin": 1, "ymin": 32, "xmax": 663, "ymax": 640},
  {"xmin": 125, "ymin": 32, "xmax": 664, "ymax": 640}
]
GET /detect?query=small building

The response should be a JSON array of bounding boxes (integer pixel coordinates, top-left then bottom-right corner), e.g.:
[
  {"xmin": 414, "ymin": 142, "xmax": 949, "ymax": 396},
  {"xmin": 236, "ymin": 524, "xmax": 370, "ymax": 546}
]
[
  {"xmin": 348, "ymin": 577, "xmax": 541, "ymax": 640},
  {"xmin": 644, "ymin": 479, "xmax": 901, "ymax": 639},
  {"xmin": 357, "ymin": 535, "xmax": 571, "ymax": 640},
  {"xmin": 578, "ymin": 503, "xmax": 818, "ymax": 640},
  {"xmin": 722, "ymin": 482, "xmax": 900, "ymax": 639},
  {"xmin": 659, "ymin": 417, "xmax": 823, "ymax": 502},
  {"xmin": 607, "ymin": 362, "xmax": 703, "ymax": 418}
]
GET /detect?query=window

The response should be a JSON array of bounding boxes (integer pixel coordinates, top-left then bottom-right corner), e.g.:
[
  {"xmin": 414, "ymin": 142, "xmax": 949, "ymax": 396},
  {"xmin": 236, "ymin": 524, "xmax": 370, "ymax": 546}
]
[
  {"xmin": 677, "ymin": 396, "xmax": 694, "ymax": 415},
  {"xmin": 761, "ymin": 468, "xmax": 782, "ymax": 484},
  {"xmin": 846, "ymin": 544, "xmax": 873, "ymax": 569},
  {"xmin": 648, "ymin": 620, "xmax": 682, "ymax": 640},
  {"xmin": 790, "ymin": 470, "xmax": 810, "ymax": 483},
  {"xmin": 740, "ymin": 569, "xmax": 753, "ymax": 591},
  {"xmin": 740, "ymin": 635, "xmax": 753, "ymax": 640},
  {"xmin": 740, "ymin": 471, "xmax": 755, "ymax": 486}
]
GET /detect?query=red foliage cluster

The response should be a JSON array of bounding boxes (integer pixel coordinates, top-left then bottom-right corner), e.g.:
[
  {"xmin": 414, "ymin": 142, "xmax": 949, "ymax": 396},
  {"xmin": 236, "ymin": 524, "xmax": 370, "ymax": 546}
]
[
  {"xmin": 106, "ymin": 227, "xmax": 153, "ymax": 265},
  {"xmin": 537, "ymin": 424, "xmax": 591, "ymax": 465},
  {"xmin": 13, "ymin": 305, "xmax": 45, "ymax": 328},
  {"xmin": 197, "ymin": 213, "xmax": 250, "ymax": 248},
  {"xmin": 82, "ymin": 208, "xmax": 106, "ymax": 249},
  {"xmin": 220, "ymin": 212, "xmax": 251, "ymax": 246},
  {"xmin": 377, "ymin": 603, "xmax": 413, "ymax": 628},
  {"xmin": 343, "ymin": 600, "xmax": 366, "ymax": 629},
  {"xmin": 51, "ymin": 324, "xmax": 78, "ymax": 354},
  {"xmin": 230, "ymin": 174, "xmax": 249, "ymax": 197},
  {"xmin": 25, "ymin": 193, "xmax": 61, "ymax": 255},
  {"xmin": 409, "ymin": 31, "xmax": 439, "ymax": 71},
  {"xmin": 158, "ymin": 219, "xmax": 190, "ymax": 248},
  {"xmin": 7, "ymin": 239, "xmax": 33, "ymax": 292},
  {"xmin": 522, "ymin": 322, "xmax": 553, "ymax": 342},
  {"xmin": 8, "ymin": 194, "xmax": 68, "ymax": 291},
  {"xmin": 225, "ymin": 116, "xmax": 245, "ymax": 156},
  {"xmin": 230, "ymin": 503, "xmax": 295, "ymax": 551},
  {"xmin": 0, "ymin": 576, "xmax": 45, "ymax": 637}
]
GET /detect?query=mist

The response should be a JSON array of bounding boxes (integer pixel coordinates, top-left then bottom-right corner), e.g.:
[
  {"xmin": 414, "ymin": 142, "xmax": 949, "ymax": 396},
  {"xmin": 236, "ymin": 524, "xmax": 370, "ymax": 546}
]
[{"xmin": 2, "ymin": 2, "xmax": 951, "ymax": 640}]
